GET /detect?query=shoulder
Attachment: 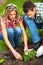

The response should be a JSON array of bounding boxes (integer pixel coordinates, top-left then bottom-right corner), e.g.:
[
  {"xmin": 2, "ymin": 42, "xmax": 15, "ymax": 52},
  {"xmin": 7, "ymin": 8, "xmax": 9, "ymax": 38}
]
[
  {"xmin": 17, "ymin": 16, "xmax": 21, "ymax": 21},
  {"xmin": 0, "ymin": 18, "xmax": 6, "ymax": 27},
  {"xmin": 23, "ymin": 15, "xmax": 30, "ymax": 21},
  {"xmin": 22, "ymin": 13, "xmax": 29, "ymax": 20},
  {"xmin": 17, "ymin": 16, "xmax": 22, "ymax": 22}
]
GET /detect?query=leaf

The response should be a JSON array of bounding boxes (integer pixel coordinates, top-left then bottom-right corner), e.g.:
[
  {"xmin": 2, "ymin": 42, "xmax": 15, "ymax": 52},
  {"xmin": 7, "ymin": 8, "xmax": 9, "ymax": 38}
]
[
  {"xmin": 23, "ymin": 50, "xmax": 36, "ymax": 61},
  {"xmin": 0, "ymin": 58, "xmax": 4, "ymax": 63}
]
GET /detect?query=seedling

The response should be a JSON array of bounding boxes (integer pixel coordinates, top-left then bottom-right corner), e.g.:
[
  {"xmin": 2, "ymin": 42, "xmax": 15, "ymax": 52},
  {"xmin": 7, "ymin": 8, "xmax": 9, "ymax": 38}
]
[
  {"xmin": 23, "ymin": 49, "xmax": 36, "ymax": 61},
  {"xmin": 0, "ymin": 58, "xmax": 4, "ymax": 63}
]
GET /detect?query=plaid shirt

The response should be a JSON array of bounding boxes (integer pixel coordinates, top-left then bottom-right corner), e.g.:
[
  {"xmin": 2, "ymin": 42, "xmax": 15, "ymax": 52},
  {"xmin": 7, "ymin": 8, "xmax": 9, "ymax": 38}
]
[{"xmin": 0, "ymin": 17, "xmax": 20, "ymax": 33}]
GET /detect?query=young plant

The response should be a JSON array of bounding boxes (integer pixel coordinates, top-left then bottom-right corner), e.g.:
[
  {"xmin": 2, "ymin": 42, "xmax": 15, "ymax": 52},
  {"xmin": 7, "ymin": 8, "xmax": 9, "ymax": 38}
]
[
  {"xmin": 0, "ymin": 58, "xmax": 4, "ymax": 64},
  {"xmin": 23, "ymin": 49, "xmax": 36, "ymax": 61}
]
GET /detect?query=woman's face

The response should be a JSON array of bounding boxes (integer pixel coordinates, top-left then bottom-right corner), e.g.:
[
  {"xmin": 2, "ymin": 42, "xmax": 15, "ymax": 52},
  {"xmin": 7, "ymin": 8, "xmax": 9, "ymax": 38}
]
[{"xmin": 8, "ymin": 10, "xmax": 17, "ymax": 21}]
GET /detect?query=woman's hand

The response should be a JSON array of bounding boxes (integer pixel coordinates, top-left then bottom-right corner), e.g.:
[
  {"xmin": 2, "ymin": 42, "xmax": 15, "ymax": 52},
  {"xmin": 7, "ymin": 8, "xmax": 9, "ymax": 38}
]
[
  {"xmin": 12, "ymin": 50, "xmax": 23, "ymax": 60},
  {"xmin": 24, "ymin": 47, "xmax": 33, "ymax": 54},
  {"xmin": 24, "ymin": 45, "xmax": 28, "ymax": 51}
]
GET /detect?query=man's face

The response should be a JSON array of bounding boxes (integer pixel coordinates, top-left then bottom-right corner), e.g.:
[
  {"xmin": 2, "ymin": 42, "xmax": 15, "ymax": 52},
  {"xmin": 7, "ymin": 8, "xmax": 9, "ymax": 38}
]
[{"xmin": 26, "ymin": 8, "xmax": 36, "ymax": 18}]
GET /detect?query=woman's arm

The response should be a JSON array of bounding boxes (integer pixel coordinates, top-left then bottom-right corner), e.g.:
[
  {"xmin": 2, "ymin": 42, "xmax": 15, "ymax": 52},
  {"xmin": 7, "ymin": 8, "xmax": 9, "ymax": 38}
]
[
  {"xmin": 19, "ymin": 19, "xmax": 28, "ymax": 51},
  {"xmin": 1, "ymin": 21, "xmax": 22, "ymax": 60},
  {"xmin": 1, "ymin": 22, "xmax": 15, "ymax": 52}
]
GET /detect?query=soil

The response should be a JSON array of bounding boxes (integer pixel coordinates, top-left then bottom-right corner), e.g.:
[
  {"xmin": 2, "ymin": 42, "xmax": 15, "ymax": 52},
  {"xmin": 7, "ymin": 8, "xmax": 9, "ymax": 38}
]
[{"xmin": 0, "ymin": 43, "xmax": 43, "ymax": 65}]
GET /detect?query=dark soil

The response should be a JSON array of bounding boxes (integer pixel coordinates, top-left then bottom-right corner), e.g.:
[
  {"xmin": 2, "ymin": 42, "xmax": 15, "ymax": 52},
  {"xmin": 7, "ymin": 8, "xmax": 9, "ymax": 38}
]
[{"xmin": 0, "ymin": 43, "xmax": 43, "ymax": 65}]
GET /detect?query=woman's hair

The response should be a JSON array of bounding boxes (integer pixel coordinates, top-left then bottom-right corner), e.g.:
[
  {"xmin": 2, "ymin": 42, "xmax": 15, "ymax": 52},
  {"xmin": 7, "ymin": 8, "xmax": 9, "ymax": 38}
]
[
  {"xmin": 2, "ymin": 3, "xmax": 18, "ymax": 20},
  {"xmin": 23, "ymin": 0, "xmax": 35, "ymax": 13}
]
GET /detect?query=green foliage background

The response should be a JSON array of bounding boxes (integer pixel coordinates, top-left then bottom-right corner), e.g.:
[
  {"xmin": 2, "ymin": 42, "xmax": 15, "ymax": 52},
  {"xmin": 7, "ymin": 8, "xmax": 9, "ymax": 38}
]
[{"xmin": 0, "ymin": 0, "xmax": 43, "ymax": 16}]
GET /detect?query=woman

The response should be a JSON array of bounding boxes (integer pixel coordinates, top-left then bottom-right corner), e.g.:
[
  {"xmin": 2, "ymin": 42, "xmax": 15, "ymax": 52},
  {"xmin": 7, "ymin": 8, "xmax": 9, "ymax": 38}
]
[{"xmin": 0, "ymin": 3, "xmax": 28, "ymax": 60}]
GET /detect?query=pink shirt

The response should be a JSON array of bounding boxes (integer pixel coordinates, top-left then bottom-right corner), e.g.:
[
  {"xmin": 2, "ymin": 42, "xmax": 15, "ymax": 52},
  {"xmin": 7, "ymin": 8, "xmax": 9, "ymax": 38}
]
[{"xmin": 0, "ymin": 17, "xmax": 21, "ymax": 33}]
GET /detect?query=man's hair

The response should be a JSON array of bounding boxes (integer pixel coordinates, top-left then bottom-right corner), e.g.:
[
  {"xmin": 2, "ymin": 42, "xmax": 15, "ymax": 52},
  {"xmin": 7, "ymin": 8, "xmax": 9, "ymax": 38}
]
[{"xmin": 23, "ymin": 0, "xmax": 35, "ymax": 13}]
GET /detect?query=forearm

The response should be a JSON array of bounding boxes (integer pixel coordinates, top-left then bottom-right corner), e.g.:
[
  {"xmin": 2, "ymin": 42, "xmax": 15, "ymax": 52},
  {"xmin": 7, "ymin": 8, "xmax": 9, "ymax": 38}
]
[
  {"xmin": 1, "ymin": 23, "xmax": 15, "ymax": 53},
  {"xmin": 19, "ymin": 21, "xmax": 28, "ymax": 47},
  {"xmin": 2, "ymin": 29, "xmax": 15, "ymax": 52},
  {"xmin": 22, "ymin": 31, "xmax": 28, "ymax": 47}
]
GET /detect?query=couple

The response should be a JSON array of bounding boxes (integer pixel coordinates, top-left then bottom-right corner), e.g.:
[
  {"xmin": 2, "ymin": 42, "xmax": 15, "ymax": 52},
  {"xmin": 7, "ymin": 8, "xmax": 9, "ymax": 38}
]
[{"xmin": 0, "ymin": 0, "xmax": 43, "ymax": 60}]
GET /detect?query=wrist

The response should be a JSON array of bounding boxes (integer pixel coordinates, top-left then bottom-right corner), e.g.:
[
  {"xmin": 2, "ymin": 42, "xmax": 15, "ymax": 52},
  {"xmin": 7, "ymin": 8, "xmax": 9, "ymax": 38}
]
[
  {"xmin": 12, "ymin": 50, "xmax": 17, "ymax": 55},
  {"xmin": 24, "ymin": 45, "xmax": 28, "ymax": 51}
]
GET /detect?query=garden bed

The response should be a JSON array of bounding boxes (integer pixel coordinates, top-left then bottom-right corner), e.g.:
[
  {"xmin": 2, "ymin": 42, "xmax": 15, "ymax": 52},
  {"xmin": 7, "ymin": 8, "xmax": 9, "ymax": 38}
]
[{"xmin": 0, "ymin": 43, "xmax": 43, "ymax": 65}]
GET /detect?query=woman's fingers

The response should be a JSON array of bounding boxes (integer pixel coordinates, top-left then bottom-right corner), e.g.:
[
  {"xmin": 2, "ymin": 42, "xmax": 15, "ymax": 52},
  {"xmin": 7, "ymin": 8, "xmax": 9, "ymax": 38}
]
[{"xmin": 13, "ymin": 51, "xmax": 23, "ymax": 60}]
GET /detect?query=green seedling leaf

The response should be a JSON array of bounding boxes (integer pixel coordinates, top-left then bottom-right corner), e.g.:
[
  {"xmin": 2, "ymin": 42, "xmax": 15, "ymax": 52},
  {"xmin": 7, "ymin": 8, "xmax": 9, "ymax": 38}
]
[
  {"xmin": 23, "ymin": 50, "xmax": 36, "ymax": 61},
  {"xmin": 0, "ymin": 58, "xmax": 4, "ymax": 63}
]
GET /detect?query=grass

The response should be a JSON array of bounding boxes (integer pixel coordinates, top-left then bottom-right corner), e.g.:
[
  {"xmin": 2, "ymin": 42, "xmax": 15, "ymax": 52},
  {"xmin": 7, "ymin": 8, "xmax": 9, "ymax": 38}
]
[
  {"xmin": 0, "ymin": 0, "xmax": 25, "ymax": 16},
  {"xmin": 0, "ymin": 0, "xmax": 43, "ymax": 16},
  {"xmin": 0, "ymin": 58, "xmax": 4, "ymax": 64},
  {"xmin": 0, "ymin": 40, "xmax": 8, "ymax": 52}
]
